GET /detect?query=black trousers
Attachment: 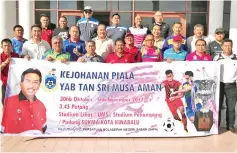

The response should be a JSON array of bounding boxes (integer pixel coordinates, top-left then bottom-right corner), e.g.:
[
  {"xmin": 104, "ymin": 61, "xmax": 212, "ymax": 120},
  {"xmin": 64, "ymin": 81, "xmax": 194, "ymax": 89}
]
[
  {"xmin": 1, "ymin": 84, "xmax": 6, "ymax": 105},
  {"xmin": 218, "ymin": 82, "xmax": 237, "ymax": 129}
]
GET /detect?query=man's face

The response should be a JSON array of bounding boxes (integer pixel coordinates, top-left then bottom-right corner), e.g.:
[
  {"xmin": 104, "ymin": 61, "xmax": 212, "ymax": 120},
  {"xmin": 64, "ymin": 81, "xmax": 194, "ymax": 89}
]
[
  {"xmin": 195, "ymin": 40, "xmax": 206, "ymax": 53},
  {"xmin": 112, "ymin": 15, "xmax": 120, "ymax": 25},
  {"xmin": 222, "ymin": 42, "xmax": 232, "ymax": 55},
  {"xmin": 152, "ymin": 25, "xmax": 161, "ymax": 37},
  {"xmin": 14, "ymin": 27, "xmax": 24, "ymax": 37},
  {"xmin": 59, "ymin": 17, "xmax": 67, "ymax": 28},
  {"xmin": 84, "ymin": 10, "xmax": 93, "ymax": 19},
  {"xmin": 97, "ymin": 25, "xmax": 106, "ymax": 38},
  {"xmin": 1, "ymin": 42, "xmax": 12, "ymax": 55},
  {"xmin": 173, "ymin": 41, "xmax": 182, "ymax": 50},
  {"xmin": 154, "ymin": 11, "xmax": 163, "ymax": 23},
  {"xmin": 144, "ymin": 35, "xmax": 154, "ymax": 47},
  {"xmin": 70, "ymin": 26, "xmax": 79, "ymax": 38},
  {"xmin": 20, "ymin": 73, "xmax": 41, "ymax": 98},
  {"xmin": 32, "ymin": 27, "xmax": 42, "ymax": 39},
  {"xmin": 86, "ymin": 42, "xmax": 96, "ymax": 55},
  {"xmin": 135, "ymin": 16, "xmax": 142, "ymax": 26},
  {"xmin": 166, "ymin": 73, "xmax": 174, "ymax": 82},
  {"xmin": 125, "ymin": 36, "xmax": 134, "ymax": 46},
  {"xmin": 40, "ymin": 16, "xmax": 49, "ymax": 27},
  {"xmin": 173, "ymin": 24, "xmax": 182, "ymax": 35},
  {"xmin": 215, "ymin": 32, "xmax": 225, "ymax": 42},
  {"xmin": 115, "ymin": 41, "xmax": 124, "ymax": 53},
  {"xmin": 194, "ymin": 27, "xmax": 203, "ymax": 38},
  {"xmin": 52, "ymin": 38, "xmax": 63, "ymax": 52},
  {"xmin": 184, "ymin": 75, "xmax": 190, "ymax": 81}
]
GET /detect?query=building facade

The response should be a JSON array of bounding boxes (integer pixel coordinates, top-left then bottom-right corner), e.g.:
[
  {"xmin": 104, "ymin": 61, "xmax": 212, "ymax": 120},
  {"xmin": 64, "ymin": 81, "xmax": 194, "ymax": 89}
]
[{"xmin": 0, "ymin": 0, "xmax": 237, "ymax": 53}]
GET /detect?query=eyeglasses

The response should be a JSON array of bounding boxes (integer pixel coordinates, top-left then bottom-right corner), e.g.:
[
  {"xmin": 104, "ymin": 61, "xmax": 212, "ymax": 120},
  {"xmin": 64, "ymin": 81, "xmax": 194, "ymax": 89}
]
[{"xmin": 84, "ymin": 10, "xmax": 92, "ymax": 14}]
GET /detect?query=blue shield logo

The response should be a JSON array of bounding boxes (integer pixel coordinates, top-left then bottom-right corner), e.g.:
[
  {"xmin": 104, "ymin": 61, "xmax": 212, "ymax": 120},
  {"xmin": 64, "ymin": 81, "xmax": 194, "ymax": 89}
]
[{"xmin": 45, "ymin": 75, "xmax": 56, "ymax": 89}]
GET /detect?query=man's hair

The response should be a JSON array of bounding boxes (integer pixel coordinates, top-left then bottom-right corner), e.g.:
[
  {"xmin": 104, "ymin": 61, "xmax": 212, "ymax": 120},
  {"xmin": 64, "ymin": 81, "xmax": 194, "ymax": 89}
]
[
  {"xmin": 165, "ymin": 70, "xmax": 173, "ymax": 75},
  {"xmin": 59, "ymin": 16, "xmax": 67, "ymax": 21},
  {"xmin": 97, "ymin": 23, "xmax": 106, "ymax": 30},
  {"xmin": 52, "ymin": 36, "xmax": 63, "ymax": 43},
  {"xmin": 1, "ymin": 38, "xmax": 12, "ymax": 46},
  {"xmin": 145, "ymin": 33, "xmax": 154, "ymax": 39},
  {"xmin": 13, "ymin": 25, "xmax": 24, "ymax": 31},
  {"xmin": 40, "ymin": 14, "xmax": 50, "ymax": 19},
  {"xmin": 31, "ymin": 24, "xmax": 42, "ymax": 31},
  {"xmin": 193, "ymin": 24, "xmax": 204, "ymax": 31},
  {"xmin": 221, "ymin": 39, "xmax": 233, "ymax": 46},
  {"xmin": 112, "ymin": 13, "xmax": 120, "ymax": 19},
  {"xmin": 172, "ymin": 22, "xmax": 182, "ymax": 27},
  {"xmin": 86, "ymin": 40, "xmax": 96, "ymax": 46},
  {"xmin": 184, "ymin": 71, "xmax": 194, "ymax": 77},
  {"xmin": 152, "ymin": 24, "xmax": 161, "ymax": 31},
  {"xmin": 115, "ymin": 38, "xmax": 124, "ymax": 45},
  {"xmin": 21, "ymin": 68, "xmax": 42, "ymax": 83},
  {"xmin": 195, "ymin": 39, "xmax": 207, "ymax": 46}
]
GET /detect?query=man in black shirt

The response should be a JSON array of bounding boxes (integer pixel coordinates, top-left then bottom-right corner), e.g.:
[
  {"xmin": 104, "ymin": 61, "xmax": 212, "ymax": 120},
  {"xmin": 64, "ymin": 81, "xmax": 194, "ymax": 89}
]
[{"xmin": 53, "ymin": 16, "xmax": 69, "ymax": 40}]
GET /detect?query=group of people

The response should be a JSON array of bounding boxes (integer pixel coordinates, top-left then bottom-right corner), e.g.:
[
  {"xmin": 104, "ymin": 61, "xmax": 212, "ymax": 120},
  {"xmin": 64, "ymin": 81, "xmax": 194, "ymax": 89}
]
[{"xmin": 1, "ymin": 6, "xmax": 237, "ymax": 134}]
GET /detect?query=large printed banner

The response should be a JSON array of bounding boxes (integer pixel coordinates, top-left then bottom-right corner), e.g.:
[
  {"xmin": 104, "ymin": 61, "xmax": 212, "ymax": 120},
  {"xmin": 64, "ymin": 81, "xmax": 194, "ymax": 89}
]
[{"xmin": 2, "ymin": 59, "xmax": 221, "ymax": 137}]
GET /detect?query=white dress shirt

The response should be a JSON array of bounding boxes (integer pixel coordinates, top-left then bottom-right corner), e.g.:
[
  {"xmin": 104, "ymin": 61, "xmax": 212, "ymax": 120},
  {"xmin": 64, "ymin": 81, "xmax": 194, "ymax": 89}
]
[{"xmin": 92, "ymin": 37, "xmax": 114, "ymax": 60}]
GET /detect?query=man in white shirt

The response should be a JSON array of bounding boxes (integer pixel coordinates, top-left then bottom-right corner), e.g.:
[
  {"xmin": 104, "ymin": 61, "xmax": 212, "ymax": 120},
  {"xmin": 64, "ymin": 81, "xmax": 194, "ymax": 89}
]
[
  {"xmin": 92, "ymin": 24, "xmax": 114, "ymax": 60},
  {"xmin": 22, "ymin": 24, "xmax": 51, "ymax": 60},
  {"xmin": 186, "ymin": 24, "xmax": 211, "ymax": 53},
  {"xmin": 213, "ymin": 39, "xmax": 237, "ymax": 134}
]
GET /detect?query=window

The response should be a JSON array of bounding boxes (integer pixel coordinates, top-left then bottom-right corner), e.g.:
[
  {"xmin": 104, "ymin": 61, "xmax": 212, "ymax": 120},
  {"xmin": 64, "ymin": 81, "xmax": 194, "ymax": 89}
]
[
  {"xmin": 135, "ymin": 1, "xmax": 185, "ymax": 11},
  {"xmin": 59, "ymin": 1, "xmax": 83, "ymax": 10},
  {"xmin": 187, "ymin": 1, "xmax": 208, "ymax": 12},
  {"xmin": 35, "ymin": 0, "xmax": 57, "ymax": 9},
  {"xmin": 35, "ymin": 11, "xmax": 57, "ymax": 26},
  {"xmin": 117, "ymin": 13, "xmax": 132, "ymax": 27},
  {"xmin": 223, "ymin": 1, "xmax": 231, "ymax": 38},
  {"xmin": 112, "ymin": 1, "xmax": 132, "ymax": 11}
]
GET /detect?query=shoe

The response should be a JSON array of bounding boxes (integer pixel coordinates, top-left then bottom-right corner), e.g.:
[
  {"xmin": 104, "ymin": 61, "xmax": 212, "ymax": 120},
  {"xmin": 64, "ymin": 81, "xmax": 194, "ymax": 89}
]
[{"xmin": 226, "ymin": 127, "xmax": 237, "ymax": 134}]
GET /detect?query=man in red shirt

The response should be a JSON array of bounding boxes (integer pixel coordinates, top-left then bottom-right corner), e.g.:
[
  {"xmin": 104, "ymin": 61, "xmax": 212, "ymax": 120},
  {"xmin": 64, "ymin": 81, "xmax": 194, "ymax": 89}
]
[
  {"xmin": 106, "ymin": 39, "xmax": 134, "ymax": 63},
  {"xmin": 124, "ymin": 33, "xmax": 142, "ymax": 62},
  {"xmin": 1, "ymin": 68, "xmax": 47, "ymax": 134},
  {"xmin": 0, "ymin": 38, "xmax": 19, "ymax": 105},
  {"xmin": 40, "ymin": 14, "xmax": 54, "ymax": 46},
  {"xmin": 162, "ymin": 70, "xmax": 188, "ymax": 132}
]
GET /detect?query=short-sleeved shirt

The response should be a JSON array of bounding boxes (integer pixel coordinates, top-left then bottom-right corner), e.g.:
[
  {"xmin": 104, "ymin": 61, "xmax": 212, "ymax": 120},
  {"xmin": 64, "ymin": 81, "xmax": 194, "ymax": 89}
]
[
  {"xmin": 186, "ymin": 51, "xmax": 212, "ymax": 61},
  {"xmin": 124, "ymin": 45, "xmax": 142, "ymax": 62},
  {"xmin": 53, "ymin": 27, "xmax": 69, "ymax": 40},
  {"xmin": 63, "ymin": 39, "xmax": 86, "ymax": 61},
  {"xmin": 206, "ymin": 40, "xmax": 223, "ymax": 59},
  {"xmin": 140, "ymin": 46, "xmax": 162, "ymax": 62},
  {"xmin": 106, "ymin": 52, "xmax": 134, "ymax": 63},
  {"xmin": 162, "ymin": 80, "xmax": 182, "ymax": 100},
  {"xmin": 11, "ymin": 37, "xmax": 27, "ymax": 55},
  {"xmin": 42, "ymin": 49, "xmax": 72, "ymax": 61},
  {"xmin": 163, "ymin": 48, "xmax": 187, "ymax": 61},
  {"xmin": 0, "ymin": 52, "xmax": 19, "ymax": 85},
  {"xmin": 80, "ymin": 54, "xmax": 104, "ymax": 62},
  {"xmin": 1, "ymin": 91, "xmax": 47, "ymax": 134},
  {"xmin": 22, "ymin": 39, "xmax": 51, "ymax": 59},
  {"xmin": 92, "ymin": 37, "xmax": 114, "ymax": 60},
  {"xmin": 129, "ymin": 26, "xmax": 149, "ymax": 48},
  {"xmin": 41, "ymin": 28, "xmax": 54, "ymax": 46},
  {"xmin": 76, "ymin": 17, "xmax": 99, "ymax": 41},
  {"xmin": 106, "ymin": 25, "xmax": 128, "ymax": 42}
]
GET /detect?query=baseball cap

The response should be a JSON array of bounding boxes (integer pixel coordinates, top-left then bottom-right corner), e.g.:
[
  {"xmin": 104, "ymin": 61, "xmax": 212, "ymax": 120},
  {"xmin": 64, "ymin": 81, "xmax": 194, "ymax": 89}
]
[
  {"xmin": 125, "ymin": 33, "xmax": 134, "ymax": 38},
  {"xmin": 173, "ymin": 35, "xmax": 182, "ymax": 42},
  {"xmin": 84, "ymin": 6, "xmax": 92, "ymax": 11},
  {"xmin": 215, "ymin": 27, "xmax": 225, "ymax": 34}
]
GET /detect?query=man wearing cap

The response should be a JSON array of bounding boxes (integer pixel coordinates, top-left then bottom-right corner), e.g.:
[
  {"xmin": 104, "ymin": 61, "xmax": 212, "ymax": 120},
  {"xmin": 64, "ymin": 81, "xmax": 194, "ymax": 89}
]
[
  {"xmin": 163, "ymin": 35, "xmax": 187, "ymax": 62},
  {"xmin": 106, "ymin": 13, "xmax": 128, "ymax": 42},
  {"xmin": 124, "ymin": 33, "xmax": 142, "ymax": 62},
  {"xmin": 76, "ymin": 6, "xmax": 99, "ymax": 41},
  {"xmin": 1, "ymin": 68, "xmax": 47, "ymax": 134},
  {"xmin": 207, "ymin": 27, "xmax": 225, "ymax": 59}
]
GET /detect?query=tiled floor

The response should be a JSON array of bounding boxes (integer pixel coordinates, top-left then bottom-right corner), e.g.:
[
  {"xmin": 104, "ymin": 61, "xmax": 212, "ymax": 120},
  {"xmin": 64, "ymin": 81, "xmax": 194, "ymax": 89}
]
[{"xmin": 1, "ymin": 131, "xmax": 237, "ymax": 152}]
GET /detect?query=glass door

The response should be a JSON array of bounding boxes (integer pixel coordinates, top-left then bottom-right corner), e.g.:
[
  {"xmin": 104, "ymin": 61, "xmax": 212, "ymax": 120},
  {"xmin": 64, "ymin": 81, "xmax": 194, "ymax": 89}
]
[{"xmin": 58, "ymin": 11, "xmax": 84, "ymax": 27}]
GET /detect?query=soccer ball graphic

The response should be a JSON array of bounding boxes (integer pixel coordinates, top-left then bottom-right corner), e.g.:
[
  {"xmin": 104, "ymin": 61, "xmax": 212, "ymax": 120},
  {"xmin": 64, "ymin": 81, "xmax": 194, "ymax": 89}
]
[
  {"xmin": 46, "ymin": 80, "xmax": 55, "ymax": 89},
  {"xmin": 163, "ymin": 119, "xmax": 175, "ymax": 132}
]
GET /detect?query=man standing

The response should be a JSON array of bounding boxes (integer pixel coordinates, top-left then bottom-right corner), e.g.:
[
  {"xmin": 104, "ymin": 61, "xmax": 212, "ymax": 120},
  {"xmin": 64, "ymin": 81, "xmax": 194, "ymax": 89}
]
[
  {"xmin": 40, "ymin": 14, "xmax": 54, "ymax": 46},
  {"xmin": 76, "ymin": 6, "xmax": 99, "ymax": 41},
  {"xmin": 77, "ymin": 40, "xmax": 104, "ymax": 63},
  {"xmin": 11, "ymin": 25, "xmax": 27, "ymax": 55},
  {"xmin": 152, "ymin": 11, "xmax": 170, "ymax": 39},
  {"xmin": 106, "ymin": 13, "xmax": 128, "ymax": 42},
  {"xmin": 92, "ymin": 24, "xmax": 114, "ymax": 60},
  {"xmin": 22, "ymin": 24, "xmax": 51, "ymax": 60},
  {"xmin": 0, "ymin": 39, "xmax": 19, "ymax": 105},
  {"xmin": 186, "ymin": 24, "xmax": 211, "ymax": 53},
  {"xmin": 152, "ymin": 25, "xmax": 165, "ymax": 50},
  {"xmin": 162, "ymin": 70, "xmax": 188, "ymax": 132},
  {"xmin": 53, "ymin": 16, "xmax": 69, "ymax": 41},
  {"xmin": 163, "ymin": 36, "xmax": 187, "ymax": 62},
  {"xmin": 161, "ymin": 22, "xmax": 187, "ymax": 54},
  {"xmin": 1, "ymin": 68, "xmax": 47, "ymax": 134},
  {"xmin": 63, "ymin": 26, "xmax": 86, "ymax": 61},
  {"xmin": 207, "ymin": 27, "xmax": 225, "ymax": 59},
  {"xmin": 213, "ymin": 39, "xmax": 237, "ymax": 134}
]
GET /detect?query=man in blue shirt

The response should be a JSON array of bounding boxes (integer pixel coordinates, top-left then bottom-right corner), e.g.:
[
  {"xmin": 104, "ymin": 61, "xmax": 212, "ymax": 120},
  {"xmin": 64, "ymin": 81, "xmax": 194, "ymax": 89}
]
[
  {"xmin": 11, "ymin": 25, "xmax": 27, "ymax": 55},
  {"xmin": 63, "ymin": 26, "xmax": 86, "ymax": 61},
  {"xmin": 76, "ymin": 6, "xmax": 99, "ymax": 41}
]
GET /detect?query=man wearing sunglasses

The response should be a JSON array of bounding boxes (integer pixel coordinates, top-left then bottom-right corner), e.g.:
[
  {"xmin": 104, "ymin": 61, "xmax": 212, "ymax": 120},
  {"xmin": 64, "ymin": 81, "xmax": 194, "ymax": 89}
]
[{"xmin": 76, "ymin": 6, "xmax": 99, "ymax": 42}]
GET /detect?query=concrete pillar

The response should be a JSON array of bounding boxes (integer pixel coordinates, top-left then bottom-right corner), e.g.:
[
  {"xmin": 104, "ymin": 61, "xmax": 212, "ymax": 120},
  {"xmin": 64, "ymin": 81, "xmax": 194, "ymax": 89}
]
[
  {"xmin": 229, "ymin": 0, "xmax": 237, "ymax": 55},
  {"xmin": 208, "ymin": 1, "xmax": 224, "ymax": 41},
  {"xmin": 19, "ymin": 0, "xmax": 34, "ymax": 40}
]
